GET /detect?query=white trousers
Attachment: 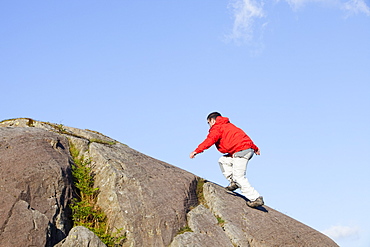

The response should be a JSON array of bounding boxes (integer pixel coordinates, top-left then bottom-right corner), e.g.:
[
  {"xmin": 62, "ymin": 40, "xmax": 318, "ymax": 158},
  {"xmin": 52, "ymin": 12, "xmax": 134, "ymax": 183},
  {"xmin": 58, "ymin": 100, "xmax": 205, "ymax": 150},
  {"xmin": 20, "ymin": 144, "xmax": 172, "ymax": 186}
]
[{"xmin": 218, "ymin": 150, "xmax": 260, "ymax": 201}]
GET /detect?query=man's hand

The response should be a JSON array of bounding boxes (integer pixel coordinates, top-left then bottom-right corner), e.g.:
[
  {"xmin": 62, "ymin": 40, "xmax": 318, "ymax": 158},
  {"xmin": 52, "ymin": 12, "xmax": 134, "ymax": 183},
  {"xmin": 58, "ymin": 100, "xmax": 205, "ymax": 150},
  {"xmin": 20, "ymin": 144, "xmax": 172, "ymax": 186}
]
[
  {"xmin": 189, "ymin": 152, "xmax": 197, "ymax": 159},
  {"xmin": 255, "ymin": 148, "xmax": 261, "ymax": 155}
]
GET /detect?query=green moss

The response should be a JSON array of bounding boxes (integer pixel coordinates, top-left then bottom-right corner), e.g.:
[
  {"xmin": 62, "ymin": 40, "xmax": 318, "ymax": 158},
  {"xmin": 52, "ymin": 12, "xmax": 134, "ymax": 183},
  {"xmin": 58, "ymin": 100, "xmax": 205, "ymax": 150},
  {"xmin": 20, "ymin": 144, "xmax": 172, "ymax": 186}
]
[
  {"xmin": 216, "ymin": 216, "xmax": 225, "ymax": 227},
  {"xmin": 89, "ymin": 138, "xmax": 117, "ymax": 145},
  {"xmin": 42, "ymin": 122, "xmax": 84, "ymax": 139},
  {"xmin": 196, "ymin": 178, "xmax": 207, "ymax": 206}
]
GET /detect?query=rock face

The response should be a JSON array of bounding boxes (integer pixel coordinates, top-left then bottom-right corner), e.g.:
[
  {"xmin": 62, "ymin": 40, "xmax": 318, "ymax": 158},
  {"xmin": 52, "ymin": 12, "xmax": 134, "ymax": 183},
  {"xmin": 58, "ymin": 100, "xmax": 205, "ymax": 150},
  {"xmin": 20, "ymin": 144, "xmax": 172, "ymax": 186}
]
[
  {"xmin": 202, "ymin": 182, "xmax": 337, "ymax": 247},
  {"xmin": 0, "ymin": 126, "xmax": 73, "ymax": 246},
  {"xmin": 55, "ymin": 226, "xmax": 107, "ymax": 247},
  {"xmin": 0, "ymin": 118, "xmax": 339, "ymax": 247},
  {"xmin": 170, "ymin": 204, "xmax": 234, "ymax": 247},
  {"xmin": 86, "ymin": 139, "xmax": 198, "ymax": 247}
]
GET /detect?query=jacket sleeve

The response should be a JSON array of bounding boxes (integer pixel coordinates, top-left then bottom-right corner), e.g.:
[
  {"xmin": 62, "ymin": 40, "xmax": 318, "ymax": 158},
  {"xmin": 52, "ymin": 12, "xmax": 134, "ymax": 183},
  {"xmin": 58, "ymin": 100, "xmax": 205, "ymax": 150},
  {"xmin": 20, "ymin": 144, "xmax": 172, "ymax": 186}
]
[
  {"xmin": 250, "ymin": 143, "xmax": 259, "ymax": 152},
  {"xmin": 194, "ymin": 127, "xmax": 221, "ymax": 154}
]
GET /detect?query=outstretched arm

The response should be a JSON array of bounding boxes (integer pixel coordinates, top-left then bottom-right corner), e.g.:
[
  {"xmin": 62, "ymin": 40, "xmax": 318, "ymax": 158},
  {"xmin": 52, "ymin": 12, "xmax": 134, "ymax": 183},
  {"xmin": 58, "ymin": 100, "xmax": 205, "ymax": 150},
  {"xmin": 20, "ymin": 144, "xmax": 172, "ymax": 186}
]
[
  {"xmin": 193, "ymin": 127, "xmax": 220, "ymax": 155},
  {"xmin": 190, "ymin": 126, "xmax": 221, "ymax": 159}
]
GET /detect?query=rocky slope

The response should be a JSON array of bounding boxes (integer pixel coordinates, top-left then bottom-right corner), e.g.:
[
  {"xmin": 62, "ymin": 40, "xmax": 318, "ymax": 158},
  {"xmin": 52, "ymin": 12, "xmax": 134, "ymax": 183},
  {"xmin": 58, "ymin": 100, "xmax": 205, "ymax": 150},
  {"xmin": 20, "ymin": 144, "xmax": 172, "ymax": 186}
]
[{"xmin": 0, "ymin": 118, "xmax": 338, "ymax": 247}]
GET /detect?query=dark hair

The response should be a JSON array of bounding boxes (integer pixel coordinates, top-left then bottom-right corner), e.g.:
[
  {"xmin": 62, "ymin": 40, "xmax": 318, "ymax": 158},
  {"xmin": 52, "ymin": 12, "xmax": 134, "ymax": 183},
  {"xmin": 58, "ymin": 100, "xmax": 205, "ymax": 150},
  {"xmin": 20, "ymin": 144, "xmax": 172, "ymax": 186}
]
[{"xmin": 207, "ymin": 112, "xmax": 222, "ymax": 121}]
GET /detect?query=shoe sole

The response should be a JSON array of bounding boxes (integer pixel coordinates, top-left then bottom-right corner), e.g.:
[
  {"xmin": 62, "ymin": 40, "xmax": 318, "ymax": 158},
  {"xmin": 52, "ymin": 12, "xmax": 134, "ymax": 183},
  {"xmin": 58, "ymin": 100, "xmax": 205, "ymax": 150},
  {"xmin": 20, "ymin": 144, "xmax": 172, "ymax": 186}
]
[{"xmin": 246, "ymin": 198, "xmax": 264, "ymax": 208}]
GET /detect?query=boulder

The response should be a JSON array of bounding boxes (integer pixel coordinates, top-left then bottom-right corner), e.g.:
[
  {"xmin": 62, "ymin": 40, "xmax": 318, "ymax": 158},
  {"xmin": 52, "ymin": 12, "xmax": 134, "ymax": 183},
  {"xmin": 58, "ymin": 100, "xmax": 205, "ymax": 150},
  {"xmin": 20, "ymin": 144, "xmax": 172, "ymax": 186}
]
[
  {"xmin": 55, "ymin": 226, "xmax": 106, "ymax": 247},
  {"xmin": 0, "ymin": 127, "xmax": 73, "ymax": 246},
  {"xmin": 202, "ymin": 181, "xmax": 338, "ymax": 247}
]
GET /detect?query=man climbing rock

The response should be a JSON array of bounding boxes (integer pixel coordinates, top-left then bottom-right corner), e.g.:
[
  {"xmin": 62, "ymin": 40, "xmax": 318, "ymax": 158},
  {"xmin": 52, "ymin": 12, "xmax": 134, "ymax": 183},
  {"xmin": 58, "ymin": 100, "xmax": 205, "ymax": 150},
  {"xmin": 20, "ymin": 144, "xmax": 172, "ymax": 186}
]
[{"xmin": 189, "ymin": 112, "xmax": 264, "ymax": 208}]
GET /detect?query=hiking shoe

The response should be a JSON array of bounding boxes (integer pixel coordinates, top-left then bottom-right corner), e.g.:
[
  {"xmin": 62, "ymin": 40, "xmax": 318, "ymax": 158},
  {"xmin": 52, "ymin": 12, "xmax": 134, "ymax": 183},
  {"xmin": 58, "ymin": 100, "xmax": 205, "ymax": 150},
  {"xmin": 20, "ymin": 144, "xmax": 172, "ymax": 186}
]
[
  {"xmin": 225, "ymin": 181, "xmax": 239, "ymax": 191},
  {"xmin": 246, "ymin": 196, "xmax": 264, "ymax": 208}
]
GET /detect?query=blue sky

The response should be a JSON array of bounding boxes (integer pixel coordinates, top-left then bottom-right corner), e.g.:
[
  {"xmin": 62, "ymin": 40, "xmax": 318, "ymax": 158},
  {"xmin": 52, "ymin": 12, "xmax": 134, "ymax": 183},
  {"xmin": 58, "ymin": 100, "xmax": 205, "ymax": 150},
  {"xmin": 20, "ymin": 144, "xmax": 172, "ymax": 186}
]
[{"xmin": 1, "ymin": 1, "xmax": 369, "ymax": 246}]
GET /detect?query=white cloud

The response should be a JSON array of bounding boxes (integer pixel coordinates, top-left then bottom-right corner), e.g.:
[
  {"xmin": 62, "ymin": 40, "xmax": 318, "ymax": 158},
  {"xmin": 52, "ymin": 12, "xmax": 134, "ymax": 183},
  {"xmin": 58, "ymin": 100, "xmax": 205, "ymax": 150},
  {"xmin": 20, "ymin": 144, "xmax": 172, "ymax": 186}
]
[
  {"xmin": 283, "ymin": 0, "xmax": 325, "ymax": 10},
  {"xmin": 226, "ymin": 0, "xmax": 266, "ymax": 43},
  {"xmin": 322, "ymin": 225, "xmax": 360, "ymax": 240},
  {"xmin": 342, "ymin": 0, "xmax": 370, "ymax": 16},
  {"xmin": 226, "ymin": 0, "xmax": 370, "ymax": 44},
  {"xmin": 282, "ymin": 0, "xmax": 370, "ymax": 14}
]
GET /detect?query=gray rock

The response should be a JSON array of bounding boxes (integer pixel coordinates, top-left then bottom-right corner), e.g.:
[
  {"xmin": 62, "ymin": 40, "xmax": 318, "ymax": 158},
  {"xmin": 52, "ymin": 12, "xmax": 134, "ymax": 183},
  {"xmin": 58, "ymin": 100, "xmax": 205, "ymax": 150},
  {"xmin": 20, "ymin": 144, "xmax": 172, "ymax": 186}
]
[
  {"xmin": 55, "ymin": 226, "xmax": 106, "ymax": 247},
  {"xmin": 87, "ymin": 141, "xmax": 199, "ymax": 247},
  {"xmin": 0, "ymin": 119, "xmax": 339, "ymax": 247},
  {"xmin": 0, "ymin": 120, "xmax": 199, "ymax": 247},
  {"xmin": 0, "ymin": 127, "xmax": 73, "ymax": 246},
  {"xmin": 0, "ymin": 200, "xmax": 49, "ymax": 246},
  {"xmin": 203, "ymin": 181, "xmax": 338, "ymax": 247},
  {"xmin": 170, "ymin": 205, "xmax": 234, "ymax": 247}
]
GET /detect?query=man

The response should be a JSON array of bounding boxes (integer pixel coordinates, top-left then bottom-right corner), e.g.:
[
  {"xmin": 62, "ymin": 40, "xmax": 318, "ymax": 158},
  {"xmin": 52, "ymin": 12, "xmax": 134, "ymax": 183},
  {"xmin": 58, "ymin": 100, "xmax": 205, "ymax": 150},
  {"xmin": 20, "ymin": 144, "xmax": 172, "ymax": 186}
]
[{"xmin": 189, "ymin": 112, "xmax": 264, "ymax": 208}]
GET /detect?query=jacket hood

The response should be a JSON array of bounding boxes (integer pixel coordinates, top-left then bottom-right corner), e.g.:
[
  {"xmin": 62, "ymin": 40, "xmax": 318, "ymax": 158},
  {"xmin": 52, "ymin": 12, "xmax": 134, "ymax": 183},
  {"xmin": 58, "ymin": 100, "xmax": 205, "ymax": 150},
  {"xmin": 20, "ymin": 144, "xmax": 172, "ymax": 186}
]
[{"xmin": 215, "ymin": 116, "xmax": 230, "ymax": 125}]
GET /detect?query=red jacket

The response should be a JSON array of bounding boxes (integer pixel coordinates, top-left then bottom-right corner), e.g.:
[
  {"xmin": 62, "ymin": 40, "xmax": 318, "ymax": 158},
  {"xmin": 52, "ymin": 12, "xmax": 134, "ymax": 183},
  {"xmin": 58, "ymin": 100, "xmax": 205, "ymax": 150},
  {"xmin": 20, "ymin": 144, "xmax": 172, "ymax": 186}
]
[{"xmin": 194, "ymin": 116, "xmax": 258, "ymax": 156}]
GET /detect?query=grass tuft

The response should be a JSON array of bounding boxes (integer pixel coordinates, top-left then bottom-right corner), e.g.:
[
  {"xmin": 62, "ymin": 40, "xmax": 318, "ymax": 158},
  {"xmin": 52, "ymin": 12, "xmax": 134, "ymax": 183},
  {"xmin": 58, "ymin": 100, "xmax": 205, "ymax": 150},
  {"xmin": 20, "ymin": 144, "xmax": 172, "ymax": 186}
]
[
  {"xmin": 177, "ymin": 225, "xmax": 193, "ymax": 235},
  {"xmin": 69, "ymin": 141, "xmax": 125, "ymax": 246},
  {"xmin": 216, "ymin": 216, "xmax": 225, "ymax": 227}
]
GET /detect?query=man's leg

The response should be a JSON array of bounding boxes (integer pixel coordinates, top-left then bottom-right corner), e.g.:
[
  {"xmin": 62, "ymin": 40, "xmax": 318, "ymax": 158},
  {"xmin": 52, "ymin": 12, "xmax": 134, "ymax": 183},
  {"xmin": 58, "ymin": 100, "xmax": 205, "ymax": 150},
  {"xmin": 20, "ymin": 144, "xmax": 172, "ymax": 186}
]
[
  {"xmin": 218, "ymin": 156, "xmax": 234, "ymax": 183},
  {"xmin": 232, "ymin": 155, "xmax": 260, "ymax": 201}
]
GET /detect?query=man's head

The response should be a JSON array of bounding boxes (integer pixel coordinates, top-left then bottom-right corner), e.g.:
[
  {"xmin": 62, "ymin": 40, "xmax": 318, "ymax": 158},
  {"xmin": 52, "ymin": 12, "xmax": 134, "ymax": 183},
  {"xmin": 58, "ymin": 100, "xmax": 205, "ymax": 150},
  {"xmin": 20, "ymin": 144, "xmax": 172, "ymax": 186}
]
[{"xmin": 207, "ymin": 112, "xmax": 221, "ymax": 127}]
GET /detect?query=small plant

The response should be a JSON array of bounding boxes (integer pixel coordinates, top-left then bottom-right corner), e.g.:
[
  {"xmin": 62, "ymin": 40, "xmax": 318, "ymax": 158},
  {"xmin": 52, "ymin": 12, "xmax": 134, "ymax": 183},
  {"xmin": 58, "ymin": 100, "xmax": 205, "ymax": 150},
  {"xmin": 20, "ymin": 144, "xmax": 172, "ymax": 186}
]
[
  {"xmin": 56, "ymin": 124, "xmax": 66, "ymax": 133},
  {"xmin": 216, "ymin": 216, "xmax": 225, "ymax": 227},
  {"xmin": 71, "ymin": 157, "xmax": 98, "ymax": 202},
  {"xmin": 69, "ymin": 141, "xmax": 125, "ymax": 246},
  {"xmin": 177, "ymin": 225, "xmax": 193, "ymax": 235}
]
